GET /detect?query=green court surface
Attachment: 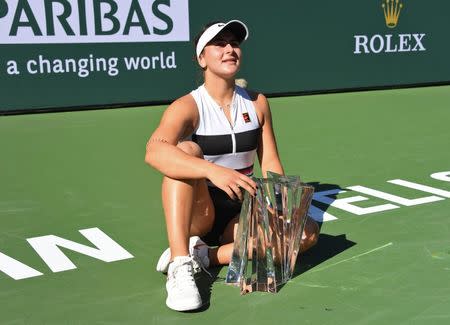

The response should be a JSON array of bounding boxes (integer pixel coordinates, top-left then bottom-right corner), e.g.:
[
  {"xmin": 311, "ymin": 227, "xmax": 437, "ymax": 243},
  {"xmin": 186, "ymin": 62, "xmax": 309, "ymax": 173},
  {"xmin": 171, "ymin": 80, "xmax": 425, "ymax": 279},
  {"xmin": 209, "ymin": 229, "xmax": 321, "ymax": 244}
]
[{"xmin": 1, "ymin": 85, "xmax": 449, "ymax": 324}]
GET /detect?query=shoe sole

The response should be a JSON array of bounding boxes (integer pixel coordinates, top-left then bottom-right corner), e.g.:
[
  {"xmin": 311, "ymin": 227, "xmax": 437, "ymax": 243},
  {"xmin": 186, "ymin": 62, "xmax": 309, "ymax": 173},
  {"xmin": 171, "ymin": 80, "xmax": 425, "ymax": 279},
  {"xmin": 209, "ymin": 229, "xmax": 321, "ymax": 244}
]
[{"xmin": 166, "ymin": 297, "xmax": 203, "ymax": 311}]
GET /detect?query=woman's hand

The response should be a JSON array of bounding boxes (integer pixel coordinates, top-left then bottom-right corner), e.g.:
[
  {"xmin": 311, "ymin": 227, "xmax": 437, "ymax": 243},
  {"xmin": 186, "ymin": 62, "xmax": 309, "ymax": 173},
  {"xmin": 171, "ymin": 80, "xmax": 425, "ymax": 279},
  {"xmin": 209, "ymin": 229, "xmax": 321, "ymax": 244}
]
[{"xmin": 207, "ymin": 164, "xmax": 257, "ymax": 201}]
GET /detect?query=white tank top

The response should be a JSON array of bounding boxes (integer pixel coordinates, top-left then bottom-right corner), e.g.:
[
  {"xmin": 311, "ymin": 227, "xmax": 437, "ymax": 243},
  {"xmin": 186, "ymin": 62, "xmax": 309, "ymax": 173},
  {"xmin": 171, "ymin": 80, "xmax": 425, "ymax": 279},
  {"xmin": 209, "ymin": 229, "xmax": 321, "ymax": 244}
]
[{"xmin": 190, "ymin": 84, "xmax": 261, "ymax": 178}]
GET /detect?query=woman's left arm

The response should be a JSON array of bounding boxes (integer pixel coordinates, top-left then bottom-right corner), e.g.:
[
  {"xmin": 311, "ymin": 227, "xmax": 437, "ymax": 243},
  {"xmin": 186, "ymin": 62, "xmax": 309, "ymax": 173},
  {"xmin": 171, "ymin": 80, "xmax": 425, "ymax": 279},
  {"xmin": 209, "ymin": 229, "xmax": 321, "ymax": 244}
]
[{"xmin": 255, "ymin": 93, "xmax": 285, "ymax": 177}]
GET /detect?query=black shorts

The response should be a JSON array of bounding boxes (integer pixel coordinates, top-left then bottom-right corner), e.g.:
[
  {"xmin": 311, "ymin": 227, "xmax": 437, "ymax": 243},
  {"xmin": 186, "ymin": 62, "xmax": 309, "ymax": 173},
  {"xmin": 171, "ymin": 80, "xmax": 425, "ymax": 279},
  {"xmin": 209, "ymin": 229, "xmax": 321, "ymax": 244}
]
[{"xmin": 201, "ymin": 186, "xmax": 242, "ymax": 246}]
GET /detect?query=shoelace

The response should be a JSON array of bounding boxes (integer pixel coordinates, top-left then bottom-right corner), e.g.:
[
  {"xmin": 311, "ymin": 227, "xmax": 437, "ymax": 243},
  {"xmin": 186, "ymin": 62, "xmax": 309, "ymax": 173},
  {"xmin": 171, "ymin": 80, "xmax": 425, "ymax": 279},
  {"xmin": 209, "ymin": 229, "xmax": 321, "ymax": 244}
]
[{"xmin": 191, "ymin": 255, "xmax": 212, "ymax": 278}]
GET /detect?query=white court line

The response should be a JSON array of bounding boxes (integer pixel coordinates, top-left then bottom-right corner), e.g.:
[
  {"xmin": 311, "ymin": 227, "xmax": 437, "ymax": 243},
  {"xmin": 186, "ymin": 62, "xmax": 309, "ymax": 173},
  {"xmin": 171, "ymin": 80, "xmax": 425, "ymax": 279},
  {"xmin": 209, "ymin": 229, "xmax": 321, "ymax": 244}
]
[{"xmin": 310, "ymin": 242, "xmax": 393, "ymax": 273}]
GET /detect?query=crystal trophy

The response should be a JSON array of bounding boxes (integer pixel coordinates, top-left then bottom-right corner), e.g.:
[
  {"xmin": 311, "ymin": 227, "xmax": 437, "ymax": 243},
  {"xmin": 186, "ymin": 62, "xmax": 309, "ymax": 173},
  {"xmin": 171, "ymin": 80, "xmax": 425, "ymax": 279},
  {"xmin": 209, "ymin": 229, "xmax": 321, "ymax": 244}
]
[{"xmin": 225, "ymin": 172, "xmax": 314, "ymax": 294}]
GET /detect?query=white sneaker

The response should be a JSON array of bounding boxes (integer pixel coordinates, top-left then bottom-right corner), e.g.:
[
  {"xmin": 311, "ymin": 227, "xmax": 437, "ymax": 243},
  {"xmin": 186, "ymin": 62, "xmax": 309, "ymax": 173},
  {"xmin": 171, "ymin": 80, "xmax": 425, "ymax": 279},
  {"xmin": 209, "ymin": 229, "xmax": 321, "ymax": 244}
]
[
  {"xmin": 156, "ymin": 236, "xmax": 210, "ymax": 274},
  {"xmin": 165, "ymin": 256, "xmax": 202, "ymax": 311}
]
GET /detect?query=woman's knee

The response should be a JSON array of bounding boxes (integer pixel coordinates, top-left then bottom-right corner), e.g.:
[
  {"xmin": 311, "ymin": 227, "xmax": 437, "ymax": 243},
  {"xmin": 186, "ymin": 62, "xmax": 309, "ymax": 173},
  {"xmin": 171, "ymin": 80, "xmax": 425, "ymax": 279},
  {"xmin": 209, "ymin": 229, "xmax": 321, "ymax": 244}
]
[
  {"xmin": 220, "ymin": 217, "xmax": 239, "ymax": 245},
  {"xmin": 162, "ymin": 142, "xmax": 203, "ymax": 187},
  {"xmin": 301, "ymin": 217, "xmax": 320, "ymax": 252},
  {"xmin": 177, "ymin": 141, "xmax": 203, "ymax": 158}
]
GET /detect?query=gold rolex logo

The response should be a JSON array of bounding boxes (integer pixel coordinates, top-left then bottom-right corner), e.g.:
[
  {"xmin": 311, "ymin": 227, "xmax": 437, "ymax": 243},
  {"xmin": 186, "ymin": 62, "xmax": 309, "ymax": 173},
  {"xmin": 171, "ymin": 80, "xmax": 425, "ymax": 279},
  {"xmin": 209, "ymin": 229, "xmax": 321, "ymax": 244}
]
[{"xmin": 382, "ymin": 0, "xmax": 404, "ymax": 28}]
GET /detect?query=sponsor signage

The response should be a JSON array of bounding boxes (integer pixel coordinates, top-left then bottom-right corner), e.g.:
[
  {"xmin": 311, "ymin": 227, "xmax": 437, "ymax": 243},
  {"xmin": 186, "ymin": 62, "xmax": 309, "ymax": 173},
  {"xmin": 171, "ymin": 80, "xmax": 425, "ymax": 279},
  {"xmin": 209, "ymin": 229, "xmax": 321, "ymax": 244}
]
[
  {"xmin": 0, "ymin": 0, "xmax": 189, "ymax": 44},
  {"xmin": 0, "ymin": 0, "xmax": 448, "ymax": 112},
  {"xmin": 353, "ymin": 0, "xmax": 427, "ymax": 54}
]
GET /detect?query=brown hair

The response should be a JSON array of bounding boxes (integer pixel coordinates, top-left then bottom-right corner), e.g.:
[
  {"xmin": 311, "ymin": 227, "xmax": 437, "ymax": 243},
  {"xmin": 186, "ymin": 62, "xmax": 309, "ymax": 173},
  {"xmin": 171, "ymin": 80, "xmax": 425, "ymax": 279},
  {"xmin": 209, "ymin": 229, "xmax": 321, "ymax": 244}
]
[
  {"xmin": 192, "ymin": 21, "xmax": 223, "ymax": 82},
  {"xmin": 193, "ymin": 21, "xmax": 223, "ymax": 57}
]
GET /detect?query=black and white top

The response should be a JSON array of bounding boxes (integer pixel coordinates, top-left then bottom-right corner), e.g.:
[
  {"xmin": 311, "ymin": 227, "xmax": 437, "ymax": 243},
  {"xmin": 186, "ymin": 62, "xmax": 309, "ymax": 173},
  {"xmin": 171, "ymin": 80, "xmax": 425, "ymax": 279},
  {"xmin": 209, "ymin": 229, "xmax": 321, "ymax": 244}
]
[{"xmin": 190, "ymin": 84, "xmax": 261, "ymax": 181}]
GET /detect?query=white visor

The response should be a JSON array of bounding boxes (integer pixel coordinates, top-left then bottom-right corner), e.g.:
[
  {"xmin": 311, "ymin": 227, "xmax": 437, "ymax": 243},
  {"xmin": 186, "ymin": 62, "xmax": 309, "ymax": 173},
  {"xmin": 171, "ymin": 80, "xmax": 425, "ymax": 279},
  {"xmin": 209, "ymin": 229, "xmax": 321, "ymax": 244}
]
[{"xmin": 195, "ymin": 20, "xmax": 249, "ymax": 58}]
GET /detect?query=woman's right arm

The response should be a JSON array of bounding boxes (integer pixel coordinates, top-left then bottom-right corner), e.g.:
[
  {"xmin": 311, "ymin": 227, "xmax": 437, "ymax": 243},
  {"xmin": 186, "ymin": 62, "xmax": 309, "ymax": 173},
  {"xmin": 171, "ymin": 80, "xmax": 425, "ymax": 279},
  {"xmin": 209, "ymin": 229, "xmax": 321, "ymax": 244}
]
[
  {"xmin": 144, "ymin": 95, "xmax": 257, "ymax": 198},
  {"xmin": 145, "ymin": 94, "xmax": 210, "ymax": 180}
]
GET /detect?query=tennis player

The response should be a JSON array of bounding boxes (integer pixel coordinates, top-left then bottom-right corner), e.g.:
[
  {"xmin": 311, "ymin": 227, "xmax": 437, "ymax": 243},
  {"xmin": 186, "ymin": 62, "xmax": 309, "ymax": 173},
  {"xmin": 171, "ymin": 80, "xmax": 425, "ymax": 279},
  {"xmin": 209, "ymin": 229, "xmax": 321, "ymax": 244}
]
[{"xmin": 145, "ymin": 20, "xmax": 319, "ymax": 311}]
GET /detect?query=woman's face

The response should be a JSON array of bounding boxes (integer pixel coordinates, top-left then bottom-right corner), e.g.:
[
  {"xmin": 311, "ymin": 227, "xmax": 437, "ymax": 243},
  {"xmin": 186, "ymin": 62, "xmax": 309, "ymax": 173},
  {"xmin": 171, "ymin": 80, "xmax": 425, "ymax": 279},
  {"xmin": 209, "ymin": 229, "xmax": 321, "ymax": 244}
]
[{"xmin": 198, "ymin": 30, "xmax": 242, "ymax": 79}]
